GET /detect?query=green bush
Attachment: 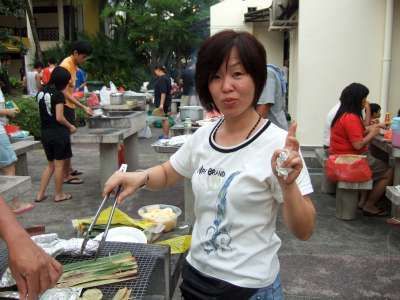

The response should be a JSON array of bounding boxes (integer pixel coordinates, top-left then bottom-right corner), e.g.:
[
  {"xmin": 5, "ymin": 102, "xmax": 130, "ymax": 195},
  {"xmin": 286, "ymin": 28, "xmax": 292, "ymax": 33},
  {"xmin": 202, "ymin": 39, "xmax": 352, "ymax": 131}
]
[{"xmin": 11, "ymin": 97, "xmax": 41, "ymax": 139}]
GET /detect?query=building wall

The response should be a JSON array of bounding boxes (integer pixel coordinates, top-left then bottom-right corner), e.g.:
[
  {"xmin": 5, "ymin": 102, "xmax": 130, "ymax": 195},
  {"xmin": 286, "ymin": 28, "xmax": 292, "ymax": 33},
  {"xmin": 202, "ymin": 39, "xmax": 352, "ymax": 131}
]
[
  {"xmin": 389, "ymin": 0, "xmax": 400, "ymax": 115},
  {"xmin": 210, "ymin": 0, "xmax": 283, "ymax": 66},
  {"xmin": 210, "ymin": 0, "xmax": 254, "ymax": 34},
  {"xmin": 295, "ymin": 0, "xmax": 386, "ymax": 146},
  {"xmin": 253, "ymin": 23, "xmax": 283, "ymax": 67},
  {"xmin": 83, "ymin": 0, "xmax": 100, "ymax": 36}
]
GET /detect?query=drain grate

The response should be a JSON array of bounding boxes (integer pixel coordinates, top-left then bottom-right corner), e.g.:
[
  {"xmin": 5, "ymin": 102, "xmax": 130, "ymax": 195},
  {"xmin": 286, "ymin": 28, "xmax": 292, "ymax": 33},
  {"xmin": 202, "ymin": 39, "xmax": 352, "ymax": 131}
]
[{"xmin": 1, "ymin": 242, "xmax": 169, "ymax": 300}]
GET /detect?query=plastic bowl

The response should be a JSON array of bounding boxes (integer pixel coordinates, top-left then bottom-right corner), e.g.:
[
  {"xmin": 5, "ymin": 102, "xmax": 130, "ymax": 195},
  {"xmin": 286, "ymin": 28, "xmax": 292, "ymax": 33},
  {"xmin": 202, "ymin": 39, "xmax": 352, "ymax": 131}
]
[{"xmin": 138, "ymin": 204, "xmax": 182, "ymax": 232}]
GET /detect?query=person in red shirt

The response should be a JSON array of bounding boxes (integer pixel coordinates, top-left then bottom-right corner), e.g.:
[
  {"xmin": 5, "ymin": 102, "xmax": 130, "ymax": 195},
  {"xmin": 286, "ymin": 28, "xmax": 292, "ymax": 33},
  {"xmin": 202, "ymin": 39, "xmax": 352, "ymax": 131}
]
[
  {"xmin": 330, "ymin": 83, "xmax": 393, "ymax": 216},
  {"xmin": 41, "ymin": 57, "xmax": 57, "ymax": 85}
]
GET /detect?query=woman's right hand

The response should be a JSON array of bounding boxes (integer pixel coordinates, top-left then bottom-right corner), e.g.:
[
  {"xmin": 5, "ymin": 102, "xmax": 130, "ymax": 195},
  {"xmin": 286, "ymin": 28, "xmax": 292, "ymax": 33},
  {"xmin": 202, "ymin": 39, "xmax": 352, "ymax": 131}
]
[
  {"xmin": 69, "ymin": 125, "xmax": 77, "ymax": 134},
  {"xmin": 6, "ymin": 109, "xmax": 18, "ymax": 118},
  {"xmin": 366, "ymin": 123, "xmax": 384, "ymax": 136},
  {"xmin": 103, "ymin": 171, "xmax": 148, "ymax": 203}
]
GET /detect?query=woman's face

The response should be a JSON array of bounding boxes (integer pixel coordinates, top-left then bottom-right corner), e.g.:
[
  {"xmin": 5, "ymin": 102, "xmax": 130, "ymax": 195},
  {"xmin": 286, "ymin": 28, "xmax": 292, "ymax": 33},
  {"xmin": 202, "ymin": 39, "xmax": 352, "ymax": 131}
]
[{"xmin": 208, "ymin": 48, "xmax": 255, "ymax": 118}]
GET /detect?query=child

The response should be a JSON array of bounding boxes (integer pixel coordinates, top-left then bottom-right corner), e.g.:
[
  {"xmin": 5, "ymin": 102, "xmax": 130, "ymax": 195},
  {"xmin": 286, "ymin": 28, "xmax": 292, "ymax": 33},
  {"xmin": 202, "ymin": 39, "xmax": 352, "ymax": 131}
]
[
  {"xmin": 369, "ymin": 103, "xmax": 381, "ymax": 124},
  {"xmin": 35, "ymin": 66, "xmax": 77, "ymax": 202}
]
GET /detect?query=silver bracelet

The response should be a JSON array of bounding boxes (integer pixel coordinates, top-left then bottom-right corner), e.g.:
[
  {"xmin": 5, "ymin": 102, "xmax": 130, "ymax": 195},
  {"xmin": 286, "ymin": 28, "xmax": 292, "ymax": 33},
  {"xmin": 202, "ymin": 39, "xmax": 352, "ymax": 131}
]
[{"xmin": 136, "ymin": 169, "xmax": 149, "ymax": 188}]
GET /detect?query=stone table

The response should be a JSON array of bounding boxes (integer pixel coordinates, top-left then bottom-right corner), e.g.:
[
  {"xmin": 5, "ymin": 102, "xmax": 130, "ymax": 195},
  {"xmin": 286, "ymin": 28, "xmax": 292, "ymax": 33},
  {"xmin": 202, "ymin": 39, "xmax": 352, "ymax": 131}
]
[
  {"xmin": 151, "ymin": 143, "xmax": 195, "ymax": 225},
  {"xmin": 71, "ymin": 111, "xmax": 146, "ymax": 186},
  {"xmin": 372, "ymin": 135, "xmax": 400, "ymax": 217}
]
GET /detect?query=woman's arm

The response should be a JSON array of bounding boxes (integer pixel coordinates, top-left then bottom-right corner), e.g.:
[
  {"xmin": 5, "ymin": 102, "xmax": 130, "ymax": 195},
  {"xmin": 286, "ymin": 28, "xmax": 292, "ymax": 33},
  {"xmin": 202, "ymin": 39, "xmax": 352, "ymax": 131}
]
[
  {"xmin": 352, "ymin": 123, "xmax": 384, "ymax": 150},
  {"xmin": 0, "ymin": 197, "xmax": 63, "ymax": 299},
  {"xmin": 0, "ymin": 108, "xmax": 17, "ymax": 118},
  {"xmin": 281, "ymin": 186, "xmax": 315, "ymax": 240},
  {"xmin": 103, "ymin": 161, "xmax": 184, "ymax": 203},
  {"xmin": 55, "ymin": 103, "xmax": 76, "ymax": 133},
  {"xmin": 271, "ymin": 122, "xmax": 316, "ymax": 240}
]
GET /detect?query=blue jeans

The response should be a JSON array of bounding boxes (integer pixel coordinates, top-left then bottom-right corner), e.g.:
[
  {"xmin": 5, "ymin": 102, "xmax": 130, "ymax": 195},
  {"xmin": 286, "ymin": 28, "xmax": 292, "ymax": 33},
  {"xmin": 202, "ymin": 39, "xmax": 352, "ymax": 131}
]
[{"xmin": 249, "ymin": 274, "xmax": 284, "ymax": 300}]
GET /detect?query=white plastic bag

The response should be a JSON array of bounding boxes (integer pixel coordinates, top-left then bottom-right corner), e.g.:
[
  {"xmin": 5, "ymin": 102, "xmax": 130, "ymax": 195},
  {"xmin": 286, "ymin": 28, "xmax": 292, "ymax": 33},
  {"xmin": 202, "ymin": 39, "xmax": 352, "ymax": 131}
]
[
  {"xmin": 99, "ymin": 86, "xmax": 110, "ymax": 105},
  {"xmin": 109, "ymin": 81, "xmax": 117, "ymax": 92},
  {"xmin": 138, "ymin": 125, "xmax": 152, "ymax": 139}
]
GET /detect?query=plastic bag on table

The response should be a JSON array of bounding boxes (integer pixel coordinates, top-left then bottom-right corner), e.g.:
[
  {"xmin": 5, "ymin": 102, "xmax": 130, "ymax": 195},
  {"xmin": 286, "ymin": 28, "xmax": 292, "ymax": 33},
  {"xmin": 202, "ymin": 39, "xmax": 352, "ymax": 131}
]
[
  {"xmin": 325, "ymin": 154, "xmax": 372, "ymax": 182},
  {"xmin": 138, "ymin": 125, "xmax": 152, "ymax": 139},
  {"xmin": 99, "ymin": 86, "xmax": 110, "ymax": 105},
  {"xmin": 87, "ymin": 92, "xmax": 100, "ymax": 108},
  {"xmin": 109, "ymin": 81, "xmax": 117, "ymax": 92}
]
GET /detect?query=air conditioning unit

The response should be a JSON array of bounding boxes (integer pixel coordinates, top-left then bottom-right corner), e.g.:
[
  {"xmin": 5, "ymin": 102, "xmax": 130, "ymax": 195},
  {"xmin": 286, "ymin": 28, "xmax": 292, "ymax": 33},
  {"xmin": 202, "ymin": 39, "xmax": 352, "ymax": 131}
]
[{"xmin": 269, "ymin": 0, "xmax": 298, "ymax": 31}]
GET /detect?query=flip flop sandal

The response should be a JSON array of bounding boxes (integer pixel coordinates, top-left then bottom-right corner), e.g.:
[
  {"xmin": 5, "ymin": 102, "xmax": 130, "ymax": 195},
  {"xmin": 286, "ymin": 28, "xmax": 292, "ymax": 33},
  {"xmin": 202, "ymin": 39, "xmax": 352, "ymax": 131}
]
[
  {"xmin": 363, "ymin": 209, "xmax": 389, "ymax": 217},
  {"xmin": 12, "ymin": 203, "xmax": 35, "ymax": 215},
  {"xmin": 54, "ymin": 194, "xmax": 72, "ymax": 202},
  {"xmin": 34, "ymin": 195, "xmax": 48, "ymax": 203},
  {"xmin": 70, "ymin": 170, "xmax": 83, "ymax": 176},
  {"xmin": 64, "ymin": 178, "xmax": 84, "ymax": 184}
]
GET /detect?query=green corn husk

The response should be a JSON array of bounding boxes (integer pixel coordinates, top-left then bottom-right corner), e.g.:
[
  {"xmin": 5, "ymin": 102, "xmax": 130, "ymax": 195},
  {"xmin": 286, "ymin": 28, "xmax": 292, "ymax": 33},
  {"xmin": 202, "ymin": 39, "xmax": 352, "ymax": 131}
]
[{"xmin": 57, "ymin": 252, "xmax": 138, "ymax": 289}]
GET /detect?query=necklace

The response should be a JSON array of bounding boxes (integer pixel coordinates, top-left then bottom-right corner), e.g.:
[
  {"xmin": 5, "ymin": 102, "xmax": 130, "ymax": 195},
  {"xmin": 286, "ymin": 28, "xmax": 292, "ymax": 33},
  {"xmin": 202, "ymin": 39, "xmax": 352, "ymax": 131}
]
[{"xmin": 245, "ymin": 115, "xmax": 262, "ymax": 139}]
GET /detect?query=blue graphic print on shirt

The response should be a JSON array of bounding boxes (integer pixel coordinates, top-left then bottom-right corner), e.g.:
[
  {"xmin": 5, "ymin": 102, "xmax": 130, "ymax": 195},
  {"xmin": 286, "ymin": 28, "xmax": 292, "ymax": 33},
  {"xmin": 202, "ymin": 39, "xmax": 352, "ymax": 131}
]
[{"xmin": 202, "ymin": 171, "xmax": 241, "ymax": 254}]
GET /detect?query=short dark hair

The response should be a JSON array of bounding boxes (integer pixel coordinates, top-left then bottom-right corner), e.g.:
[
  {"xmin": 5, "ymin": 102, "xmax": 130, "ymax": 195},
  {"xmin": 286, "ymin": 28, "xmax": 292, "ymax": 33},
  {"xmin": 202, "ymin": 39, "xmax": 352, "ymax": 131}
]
[
  {"xmin": 369, "ymin": 103, "xmax": 381, "ymax": 115},
  {"xmin": 47, "ymin": 57, "xmax": 57, "ymax": 65},
  {"xmin": 154, "ymin": 65, "xmax": 167, "ymax": 73},
  {"xmin": 331, "ymin": 83, "xmax": 369, "ymax": 128},
  {"xmin": 34, "ymin": 61, "xmax": 44, "ymax": 69},
  {"xmin": 71, "ymin": 40, "xmax": 92, "ymax": 55},
  {"xmin": 195, "ymin": 30, "xmax": 267, "ymax": 112},
  {"xmin": 48, "ymin": 66, "xmax": 71, "ymax": 91}
]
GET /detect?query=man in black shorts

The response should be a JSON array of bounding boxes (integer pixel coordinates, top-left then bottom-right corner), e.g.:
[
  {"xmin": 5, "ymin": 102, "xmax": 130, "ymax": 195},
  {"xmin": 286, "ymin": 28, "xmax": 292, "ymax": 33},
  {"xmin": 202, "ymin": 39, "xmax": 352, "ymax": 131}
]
[{"xmin": 153, "ymin": 65, "xmax": 172, "ymax": 139}]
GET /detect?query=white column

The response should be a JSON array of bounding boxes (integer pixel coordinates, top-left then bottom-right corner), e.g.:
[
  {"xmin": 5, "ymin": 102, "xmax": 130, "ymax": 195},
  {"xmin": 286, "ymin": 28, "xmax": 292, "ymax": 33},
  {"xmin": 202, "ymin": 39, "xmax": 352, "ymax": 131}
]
[
  {"xmin": 25, "ymin": 0, "xmax": 34, "ymax": 71},
  {"xmin": 57, "ymin": 0, "xmax": 65, "ymax": 43}
]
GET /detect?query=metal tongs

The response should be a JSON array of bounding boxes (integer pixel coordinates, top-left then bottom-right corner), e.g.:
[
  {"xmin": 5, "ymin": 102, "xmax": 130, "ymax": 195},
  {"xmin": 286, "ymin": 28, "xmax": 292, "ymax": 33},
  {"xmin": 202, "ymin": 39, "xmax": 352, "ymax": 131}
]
[{"xmin": 80, "ymin": 164, "xmax": 128, "ymax": 258}]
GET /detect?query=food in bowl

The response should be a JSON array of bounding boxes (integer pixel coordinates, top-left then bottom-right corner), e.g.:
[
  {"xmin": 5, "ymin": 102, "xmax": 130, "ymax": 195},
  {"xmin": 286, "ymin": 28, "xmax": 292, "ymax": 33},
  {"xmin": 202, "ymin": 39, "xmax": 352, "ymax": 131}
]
[{"xmin": 138, "ymin": 204, "xmax": 181, "ymax": 232}]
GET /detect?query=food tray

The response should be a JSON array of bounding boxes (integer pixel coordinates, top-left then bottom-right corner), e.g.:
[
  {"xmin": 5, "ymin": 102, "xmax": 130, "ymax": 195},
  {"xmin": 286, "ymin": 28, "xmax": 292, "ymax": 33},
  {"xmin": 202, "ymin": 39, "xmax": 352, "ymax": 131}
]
[
  {"xmin": 0, "ymin": 241, "xmax": 169, "ymax": 300},
  {"xmin": 151, "ymin": 143, "xmax": 180, "ymax": 154}
]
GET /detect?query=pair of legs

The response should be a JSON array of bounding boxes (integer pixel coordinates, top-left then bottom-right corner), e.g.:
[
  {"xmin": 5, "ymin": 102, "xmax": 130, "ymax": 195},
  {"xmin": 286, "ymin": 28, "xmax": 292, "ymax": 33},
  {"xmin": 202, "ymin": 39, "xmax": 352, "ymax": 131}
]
[
  {"xmin": 360, "ymin": 168, "xmax": 394, "ymax": 214},
  {"xmin": 1, "ymin": 163, "xmax": 35, "ymax": 214},
  {"xmin": 162, "ymin": 118, "xmax": 170, "ymax": 138},
  {"xmin": 63, "ymin": 158, "xmax": 83, "ymax": 184},
  {"xmin": 36, "ymin": 159, "xmax": 71, "ymax": 202}
]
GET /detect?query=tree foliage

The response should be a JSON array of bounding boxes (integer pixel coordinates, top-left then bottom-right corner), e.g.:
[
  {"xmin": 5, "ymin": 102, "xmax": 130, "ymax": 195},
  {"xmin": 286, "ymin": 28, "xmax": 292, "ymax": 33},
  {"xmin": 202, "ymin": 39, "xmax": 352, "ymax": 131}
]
[{"xmin": 103, "ymin": 0, "xmax": 216, "ymax": 77}]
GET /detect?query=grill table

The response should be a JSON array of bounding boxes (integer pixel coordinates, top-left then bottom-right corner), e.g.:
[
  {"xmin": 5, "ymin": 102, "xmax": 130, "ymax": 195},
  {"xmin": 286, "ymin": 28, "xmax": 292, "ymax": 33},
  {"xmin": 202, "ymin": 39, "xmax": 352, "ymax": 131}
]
[{"xmin": 0, "ymin": 241, "xmax": 172, "ymax": 300}]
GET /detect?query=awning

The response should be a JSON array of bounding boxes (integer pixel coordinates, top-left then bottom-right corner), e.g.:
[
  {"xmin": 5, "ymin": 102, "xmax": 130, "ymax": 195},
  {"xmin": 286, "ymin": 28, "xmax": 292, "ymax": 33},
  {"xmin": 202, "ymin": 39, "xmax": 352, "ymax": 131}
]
[{"xmin": 244, "ymin": 8, "xmax": 270, "ymax": 23}]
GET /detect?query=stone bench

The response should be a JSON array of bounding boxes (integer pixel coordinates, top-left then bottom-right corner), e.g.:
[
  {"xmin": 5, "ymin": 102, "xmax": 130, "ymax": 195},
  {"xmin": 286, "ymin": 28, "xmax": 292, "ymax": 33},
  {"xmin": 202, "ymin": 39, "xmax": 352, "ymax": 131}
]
[
  {"xmin": 386, "ymin": 186, "xmax": 400, "ymax": 218},
  {"xmin": 336, "ymin": 180, "xmax": 373, "ymax": 220},
  {"xmin": 314, "ymin": 148, "xmax": 374, "ymax": 220},
  {"xmin": 11, "ymin": 140, "xmax": 41, "ymax": 176},
  {"xmin": 0, "ymin": 175, "xmax": 31, "ymax": 203},
  {"xmin": 314, "ymin": 148, "xmax": 336, "ymax": 194}
]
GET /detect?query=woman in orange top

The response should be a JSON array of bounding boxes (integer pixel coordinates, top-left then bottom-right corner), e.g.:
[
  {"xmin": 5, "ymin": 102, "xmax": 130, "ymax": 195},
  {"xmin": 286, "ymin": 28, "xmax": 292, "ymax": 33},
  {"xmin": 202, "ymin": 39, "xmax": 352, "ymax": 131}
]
[{"xmin": 330, "ymin": 83, "xmax": 393, "ymax": 216}]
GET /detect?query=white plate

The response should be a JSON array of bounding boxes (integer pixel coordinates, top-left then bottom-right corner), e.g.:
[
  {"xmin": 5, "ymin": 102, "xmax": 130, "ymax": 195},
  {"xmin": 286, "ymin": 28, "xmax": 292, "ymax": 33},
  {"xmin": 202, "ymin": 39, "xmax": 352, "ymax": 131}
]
[{"xmin": 94, "ymin": 226, "xmax": 147, "ymax": 244}]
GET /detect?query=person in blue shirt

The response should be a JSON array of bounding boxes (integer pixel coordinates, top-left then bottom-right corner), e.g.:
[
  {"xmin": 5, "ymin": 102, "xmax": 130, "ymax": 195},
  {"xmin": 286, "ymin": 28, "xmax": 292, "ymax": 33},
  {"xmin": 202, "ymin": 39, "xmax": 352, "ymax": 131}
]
[{"xmin": 75, "ymin": 68, "xmax": 87, "ymax": 92}]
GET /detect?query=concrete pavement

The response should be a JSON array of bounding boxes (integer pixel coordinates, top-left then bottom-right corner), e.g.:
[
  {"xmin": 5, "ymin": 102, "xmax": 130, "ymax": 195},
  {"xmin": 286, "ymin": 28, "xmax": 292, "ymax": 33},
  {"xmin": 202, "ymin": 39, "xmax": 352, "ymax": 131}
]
[{"xmin": 12, "ymin": 128, "xmax": 400, "ymax": 299}]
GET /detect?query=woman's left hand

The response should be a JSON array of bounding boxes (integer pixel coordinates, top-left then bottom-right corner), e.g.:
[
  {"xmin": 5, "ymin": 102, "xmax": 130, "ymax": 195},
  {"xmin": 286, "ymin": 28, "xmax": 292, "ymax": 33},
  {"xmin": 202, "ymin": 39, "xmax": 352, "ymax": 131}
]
[{"xmin": 271, "ymin": 122, "xmax": 303, "ymax": 186}]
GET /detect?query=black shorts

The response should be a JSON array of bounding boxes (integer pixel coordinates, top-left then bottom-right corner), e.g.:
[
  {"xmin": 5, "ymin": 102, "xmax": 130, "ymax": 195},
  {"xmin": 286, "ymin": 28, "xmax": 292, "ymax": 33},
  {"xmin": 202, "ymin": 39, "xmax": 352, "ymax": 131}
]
[
  {"xmin": 155, "ymin": 99, "xmax": 171, "ymax": 114},
  {"xmin": 41, "ymin": 130, "xmax": 72, "ymax": 161},
  {"xmin": 64, "ymin": 106, "xmax": 76, "ymax": 125}
]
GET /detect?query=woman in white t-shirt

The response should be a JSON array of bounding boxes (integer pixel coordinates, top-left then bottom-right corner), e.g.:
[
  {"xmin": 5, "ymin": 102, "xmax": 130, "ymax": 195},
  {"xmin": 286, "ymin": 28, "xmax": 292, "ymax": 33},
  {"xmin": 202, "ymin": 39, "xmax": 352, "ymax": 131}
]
[{"xmin": 104, "ymin": 30, "xmax": 316, "ymax": 299}]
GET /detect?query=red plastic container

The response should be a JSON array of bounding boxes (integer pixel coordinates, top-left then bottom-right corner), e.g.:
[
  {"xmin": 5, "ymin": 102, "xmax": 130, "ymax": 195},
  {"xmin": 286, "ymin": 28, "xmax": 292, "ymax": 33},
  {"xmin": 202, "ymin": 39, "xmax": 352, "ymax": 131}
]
[{"xmin": 4, "ymin": 124, "xmax": 20, "ymax": 134}]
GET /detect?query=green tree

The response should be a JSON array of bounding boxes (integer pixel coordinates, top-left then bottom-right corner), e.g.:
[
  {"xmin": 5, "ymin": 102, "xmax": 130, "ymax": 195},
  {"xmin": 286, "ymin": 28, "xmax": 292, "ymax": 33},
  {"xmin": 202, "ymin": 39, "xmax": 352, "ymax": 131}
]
[{"xmin": 103, "ymin": 0, "xmax": 216, "ymax": 77}]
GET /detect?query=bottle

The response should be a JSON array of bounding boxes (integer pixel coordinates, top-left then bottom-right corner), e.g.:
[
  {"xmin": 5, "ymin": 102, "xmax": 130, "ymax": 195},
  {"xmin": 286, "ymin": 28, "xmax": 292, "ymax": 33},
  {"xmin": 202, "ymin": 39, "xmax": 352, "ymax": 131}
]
[
  {"xmin": 385, "ymin": 112, "xmax": 391, "ymax": 129},
  {"xmin": 391, "ymin": 117, "xmax": 400, "ymax": 148},
  {"xmin": 184, "ymin": 117, "xmax": 192, "ymax": 135}
]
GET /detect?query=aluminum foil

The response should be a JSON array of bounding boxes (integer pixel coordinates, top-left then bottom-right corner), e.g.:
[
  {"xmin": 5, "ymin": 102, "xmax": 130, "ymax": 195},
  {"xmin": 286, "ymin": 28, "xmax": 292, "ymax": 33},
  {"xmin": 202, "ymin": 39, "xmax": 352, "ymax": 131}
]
[
  {"xmin": 40, "ymin": 287, "xmax": 82, "ymax": 300},
  {"xmin": 276, "ymin": 150, "xmax": 293, "ymax": 180},
  {"xmin": 0, "ymin": 234, "xmax": 99, "ymax": 288}
]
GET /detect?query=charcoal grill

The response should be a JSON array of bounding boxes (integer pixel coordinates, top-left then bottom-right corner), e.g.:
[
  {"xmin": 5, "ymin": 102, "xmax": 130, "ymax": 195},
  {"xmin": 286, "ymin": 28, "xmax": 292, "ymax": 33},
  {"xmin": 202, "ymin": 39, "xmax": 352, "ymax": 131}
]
[{"xmin": 0, "ymin": 241, "xmax": 170, "ymax": 300}]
